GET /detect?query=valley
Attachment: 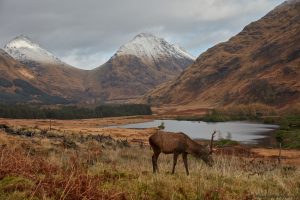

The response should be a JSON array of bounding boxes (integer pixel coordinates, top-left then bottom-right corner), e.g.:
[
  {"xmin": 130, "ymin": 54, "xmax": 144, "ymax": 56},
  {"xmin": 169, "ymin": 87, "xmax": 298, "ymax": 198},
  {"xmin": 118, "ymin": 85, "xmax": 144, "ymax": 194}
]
[{"xmin": 0, "ymin": 0, "xmax": 300, "ymax": 199}]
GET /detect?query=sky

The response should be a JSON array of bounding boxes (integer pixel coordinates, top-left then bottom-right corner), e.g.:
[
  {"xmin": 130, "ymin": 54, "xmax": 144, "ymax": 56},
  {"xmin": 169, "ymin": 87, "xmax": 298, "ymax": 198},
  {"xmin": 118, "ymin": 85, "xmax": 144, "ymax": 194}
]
[{"xmin": 0, "ymin": 0, "xmax": 285, "ymax": 69}]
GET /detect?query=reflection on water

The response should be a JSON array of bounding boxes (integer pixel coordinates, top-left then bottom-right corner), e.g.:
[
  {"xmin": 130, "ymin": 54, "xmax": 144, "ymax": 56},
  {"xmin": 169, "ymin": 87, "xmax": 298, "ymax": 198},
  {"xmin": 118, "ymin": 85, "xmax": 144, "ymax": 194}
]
[{"xmin": 111, "ymin": 120, "xmax": 279, "ymax": 144}]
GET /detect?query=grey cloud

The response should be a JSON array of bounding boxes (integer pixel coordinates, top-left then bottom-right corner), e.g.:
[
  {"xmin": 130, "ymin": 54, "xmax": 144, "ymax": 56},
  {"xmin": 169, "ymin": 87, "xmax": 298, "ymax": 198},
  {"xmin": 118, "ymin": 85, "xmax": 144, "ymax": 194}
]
[{"xmin": 0, "ymin": 0, "xmax": 284, "ymax": 69}]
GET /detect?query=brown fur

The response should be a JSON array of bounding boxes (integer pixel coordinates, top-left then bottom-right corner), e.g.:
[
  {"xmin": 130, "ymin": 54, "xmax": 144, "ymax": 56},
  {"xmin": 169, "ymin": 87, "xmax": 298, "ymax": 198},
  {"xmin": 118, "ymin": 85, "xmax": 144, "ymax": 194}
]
[{"xmin": 149, "ymin": 131, "xmax": 214, "ymax": 175}]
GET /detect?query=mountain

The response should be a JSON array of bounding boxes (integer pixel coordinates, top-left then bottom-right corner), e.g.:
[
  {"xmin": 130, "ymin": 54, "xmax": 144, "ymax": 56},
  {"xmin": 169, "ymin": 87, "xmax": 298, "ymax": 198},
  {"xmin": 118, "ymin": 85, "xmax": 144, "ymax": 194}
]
[
  {"xmin": 144, "ymin": 0, "xmax": 300, "ymax": 107},
  {"xmin": 0, "ymin": 49, "xmax": 67, "ymax": 104},
  {"xmin": 3, "ymin": 36, "xmax": 88, "ymax": 102},
  {"xmin": 115, "ymin": 33, "xmax": 195, "ymax": 62},
  {"xmin": 4, "ymin": 35, "xmax": 64, "ymax": 65},
  {"xmin": 86, "ymin": 33, "xmax": 195, "ymax": 103},
  {"xmin": 1, "ymin": 33, "xmax": 194, "ymax": 104}
]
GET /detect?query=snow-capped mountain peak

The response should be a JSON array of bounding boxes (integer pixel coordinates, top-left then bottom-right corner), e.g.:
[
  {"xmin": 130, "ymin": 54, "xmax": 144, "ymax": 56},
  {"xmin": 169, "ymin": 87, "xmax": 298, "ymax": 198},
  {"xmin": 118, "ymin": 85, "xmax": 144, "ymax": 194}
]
[
  {"xmin": 114, "ymin": 33, "xmax": 195, "ymax": 61},
  {"xmin": 4, "ymin": 35, "xmax": 64, "ymax": 65},
  {"xmin": 5, "ymin": 35, "xmax": 39, "ymax": 49}
]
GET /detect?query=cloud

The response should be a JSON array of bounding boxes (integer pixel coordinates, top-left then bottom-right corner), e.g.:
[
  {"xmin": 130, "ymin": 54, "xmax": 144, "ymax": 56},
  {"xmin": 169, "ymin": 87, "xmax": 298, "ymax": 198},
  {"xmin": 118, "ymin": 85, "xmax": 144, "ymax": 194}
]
[{"xmin": 0, "ymin": 0, "xmax": 284, "ymax": 69}]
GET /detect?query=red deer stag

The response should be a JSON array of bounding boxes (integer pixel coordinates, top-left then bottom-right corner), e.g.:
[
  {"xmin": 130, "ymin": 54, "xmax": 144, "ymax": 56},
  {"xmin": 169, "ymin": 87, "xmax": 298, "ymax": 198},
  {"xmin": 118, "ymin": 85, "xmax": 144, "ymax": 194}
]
[{"xmin": 149, "ymin": 131, "xmax": 216, "ymax": 175}]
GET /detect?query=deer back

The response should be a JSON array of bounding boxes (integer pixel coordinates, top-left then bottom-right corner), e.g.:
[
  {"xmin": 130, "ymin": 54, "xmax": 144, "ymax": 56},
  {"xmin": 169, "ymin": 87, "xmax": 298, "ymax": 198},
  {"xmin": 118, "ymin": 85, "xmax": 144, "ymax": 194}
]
[{"xmin": 149, "ymin": 131, "xmax": 191, "ymax": 154}]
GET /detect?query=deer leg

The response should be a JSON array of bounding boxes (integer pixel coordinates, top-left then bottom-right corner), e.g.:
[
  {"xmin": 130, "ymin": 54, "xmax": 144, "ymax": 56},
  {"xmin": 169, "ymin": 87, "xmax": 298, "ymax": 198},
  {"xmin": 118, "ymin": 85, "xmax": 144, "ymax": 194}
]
[
  {"xmin": 182, "ymin": 153, "xmax": 189, "ymax": 175},
  {"xmin": 172, "ymin": 153, "xmax": 179, "ymax": 174},
  {"xmin": 152, "ymin": 151, "xmax": 160, "ymax": 173},
  {"xmin": 155, "ymin": 152, "xmax": 160, "ymax": 173},
  {"xmin": 152, "ymin": 154, "xmax": 156, "ymax": 173}
]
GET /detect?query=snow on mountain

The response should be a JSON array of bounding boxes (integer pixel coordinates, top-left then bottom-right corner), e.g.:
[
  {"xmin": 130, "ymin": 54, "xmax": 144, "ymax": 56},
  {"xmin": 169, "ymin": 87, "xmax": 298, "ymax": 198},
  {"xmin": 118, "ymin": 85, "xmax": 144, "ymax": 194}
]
[
  {"xmin": 114, "ymin": 33, "xmax": 195, "ymax": 62},
  {"xmin": 4, "ymin": 35, "xmax": 64, "ymax": 65},
  {"xmin": 171, "ymin": 43, "xmax": 195, "ymax": 60}
]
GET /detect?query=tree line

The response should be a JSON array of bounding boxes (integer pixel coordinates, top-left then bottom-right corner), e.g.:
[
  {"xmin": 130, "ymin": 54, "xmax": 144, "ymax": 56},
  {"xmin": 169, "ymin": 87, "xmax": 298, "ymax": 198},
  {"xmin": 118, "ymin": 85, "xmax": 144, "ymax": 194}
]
[{"xmin": 0, "ymin": 104, "xmax": 152, "ymax": 119}]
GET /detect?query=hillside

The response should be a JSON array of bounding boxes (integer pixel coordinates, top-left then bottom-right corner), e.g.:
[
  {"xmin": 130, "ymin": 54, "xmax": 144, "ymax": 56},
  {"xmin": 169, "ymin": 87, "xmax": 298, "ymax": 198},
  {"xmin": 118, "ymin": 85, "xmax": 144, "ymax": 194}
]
[
  {"xmin": 0, "ymin": 49, "xmax": 67, "ymax": 104},
  {"xmin": 144, "ymin": 0, "xmax": 300, "ymax": 107},
  {"xmin": 3, "ymin": 36, "xmax": 88, "ymax": 102}
]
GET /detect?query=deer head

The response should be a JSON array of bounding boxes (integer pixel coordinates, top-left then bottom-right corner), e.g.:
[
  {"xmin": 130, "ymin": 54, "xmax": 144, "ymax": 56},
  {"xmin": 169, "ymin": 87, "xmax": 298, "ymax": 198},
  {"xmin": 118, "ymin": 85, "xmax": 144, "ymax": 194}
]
[{"xmin": 195, "ymin": 131, "xmax": 216, "ymax": 166}]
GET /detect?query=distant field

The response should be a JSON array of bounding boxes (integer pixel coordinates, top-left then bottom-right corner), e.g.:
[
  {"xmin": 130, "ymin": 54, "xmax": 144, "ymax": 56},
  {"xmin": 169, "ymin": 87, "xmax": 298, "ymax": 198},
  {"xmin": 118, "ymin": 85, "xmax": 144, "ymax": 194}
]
[{"xmin": 0, "ymin": 116, "xmax": 154, "ymax": 143}]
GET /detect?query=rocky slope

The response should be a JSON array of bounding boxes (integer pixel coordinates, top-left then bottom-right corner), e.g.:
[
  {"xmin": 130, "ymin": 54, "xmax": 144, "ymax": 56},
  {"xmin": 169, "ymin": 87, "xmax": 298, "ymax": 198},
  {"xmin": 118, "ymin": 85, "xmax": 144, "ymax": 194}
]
[
  {"xmin": 144, "ymin": 0, "xmax": 300, "ymax": 107},
  {"xmin": 86, "ymin": 33, "xmax": 194, "ymax": 103}
]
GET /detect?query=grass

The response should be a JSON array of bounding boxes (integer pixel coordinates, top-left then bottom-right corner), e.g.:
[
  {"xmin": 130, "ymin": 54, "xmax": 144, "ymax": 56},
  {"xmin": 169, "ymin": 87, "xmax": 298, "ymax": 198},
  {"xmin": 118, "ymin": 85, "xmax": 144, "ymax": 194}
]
[
  {"xmin": 0, "ymin": 176, "xmax": 35, "ymax": 200},
  {"xmin": 0, "ymin": 126, "xmax": 300, "ymax": 200},
  {"xmin": 201, "ymin": 104, "xmax": 278, "ymax": 122},
  {"xmin": 214, "ymin": 139, "xmax": 239, "ymax": 147},
  {"xmin": 174, "ymin": 116, "xmax": 203, "ymax": 121},
  {"xmin": 272, "ymin": 115, "xmax": 300, "ymax": 149},
  {"xmin": 91, "ymin": 147, "xmax": 300, "ymax": 200}
]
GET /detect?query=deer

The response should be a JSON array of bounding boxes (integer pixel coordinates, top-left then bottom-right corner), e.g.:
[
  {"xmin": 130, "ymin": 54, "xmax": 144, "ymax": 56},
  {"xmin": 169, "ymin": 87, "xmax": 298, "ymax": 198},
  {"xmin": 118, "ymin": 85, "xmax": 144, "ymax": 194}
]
[{"xmin": 149, "ymin": 130, "xmax": 216, "ymax": 175}]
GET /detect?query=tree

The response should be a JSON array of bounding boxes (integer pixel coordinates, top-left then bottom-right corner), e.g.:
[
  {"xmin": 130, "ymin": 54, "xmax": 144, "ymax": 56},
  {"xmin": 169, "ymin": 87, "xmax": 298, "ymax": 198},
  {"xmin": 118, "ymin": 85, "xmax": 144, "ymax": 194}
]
[{"xmin": 158, "ymin": 122, "xmax": 165, "ymax": 130}]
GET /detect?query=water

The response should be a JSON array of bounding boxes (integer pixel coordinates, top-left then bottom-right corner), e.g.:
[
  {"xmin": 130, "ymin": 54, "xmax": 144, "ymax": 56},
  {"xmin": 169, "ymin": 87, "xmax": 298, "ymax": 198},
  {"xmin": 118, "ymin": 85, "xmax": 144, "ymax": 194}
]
[{"xmin": 112, "ymin": 120, "xmax": 279, "ymax": 144}]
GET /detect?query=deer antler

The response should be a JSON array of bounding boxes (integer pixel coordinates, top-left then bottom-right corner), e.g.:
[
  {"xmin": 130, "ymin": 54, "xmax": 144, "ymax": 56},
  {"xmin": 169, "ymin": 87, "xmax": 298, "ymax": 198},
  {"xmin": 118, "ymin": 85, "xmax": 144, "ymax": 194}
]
[{"xmin": 210, "ymin": 131, "xmax": 216, "ymax": 153}]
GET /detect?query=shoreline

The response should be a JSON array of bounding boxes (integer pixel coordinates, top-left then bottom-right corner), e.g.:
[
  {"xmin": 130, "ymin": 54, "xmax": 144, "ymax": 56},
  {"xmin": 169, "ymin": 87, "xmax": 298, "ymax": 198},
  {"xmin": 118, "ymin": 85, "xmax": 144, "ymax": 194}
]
[{"xmin": 109, "ymin": 118, "xmax": 280, "ymax": 147}]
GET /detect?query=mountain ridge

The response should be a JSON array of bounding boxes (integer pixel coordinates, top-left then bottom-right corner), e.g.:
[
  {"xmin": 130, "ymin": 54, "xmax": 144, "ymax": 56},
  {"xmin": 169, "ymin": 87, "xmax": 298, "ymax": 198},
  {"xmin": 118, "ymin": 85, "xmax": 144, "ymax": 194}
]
[
  {"xmin": 143, "ymin": 0, "xmax": 300, "ymax": 107},
  {"xmin": 1, "ymin": 33, "xmax": 194, "ymax": 104}
]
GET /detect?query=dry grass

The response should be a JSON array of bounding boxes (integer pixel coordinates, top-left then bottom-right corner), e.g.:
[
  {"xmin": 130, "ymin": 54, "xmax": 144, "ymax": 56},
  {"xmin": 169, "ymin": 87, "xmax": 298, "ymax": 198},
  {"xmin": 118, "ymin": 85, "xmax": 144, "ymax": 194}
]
[
  {"xmin": 282, "ymin": 103, "xmax": 300, "ymax": 115},
  {"xmin": 90, "ymin": 147, "xmax": 300, "ymax": 200},
  {"xmin": 0, "ymin": 140, "xmax": 122, "ymax": 200},
  {"xmin": 0, "ymin": 128, "xmax": 300, "ymax": 200}
]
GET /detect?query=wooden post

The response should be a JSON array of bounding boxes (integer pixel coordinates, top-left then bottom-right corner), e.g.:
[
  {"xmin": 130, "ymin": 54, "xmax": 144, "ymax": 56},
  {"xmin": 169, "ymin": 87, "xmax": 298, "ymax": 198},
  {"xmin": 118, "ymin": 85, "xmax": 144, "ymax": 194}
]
[
  {"xmin": 278, "ymin": 142, "xmax": 282, "ymax": 165},
  {"xmin": 49, "ymin": 119, "xmax": 52, "ymax": 131}
]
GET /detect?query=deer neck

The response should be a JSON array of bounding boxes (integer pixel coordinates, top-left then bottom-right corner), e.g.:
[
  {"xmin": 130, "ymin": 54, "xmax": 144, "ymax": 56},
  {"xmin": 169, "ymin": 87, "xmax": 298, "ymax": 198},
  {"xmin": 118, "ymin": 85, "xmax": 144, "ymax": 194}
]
[{"xmin": 186, "ymin": 139, "xmax": 203, "ymax": 155}]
